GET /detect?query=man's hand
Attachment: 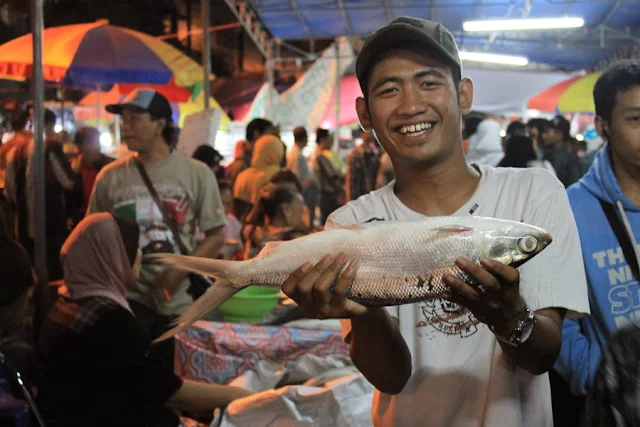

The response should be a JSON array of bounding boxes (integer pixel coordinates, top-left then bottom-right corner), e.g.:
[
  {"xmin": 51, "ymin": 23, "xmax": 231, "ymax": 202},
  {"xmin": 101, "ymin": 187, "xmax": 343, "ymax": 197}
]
[
  {"xmin": 442, "ymin": 257, "xmax": 525, "ymax": 335},
  {"xmin": 281, "ymin": 253, "xmax": 367, "ymax": 319}
]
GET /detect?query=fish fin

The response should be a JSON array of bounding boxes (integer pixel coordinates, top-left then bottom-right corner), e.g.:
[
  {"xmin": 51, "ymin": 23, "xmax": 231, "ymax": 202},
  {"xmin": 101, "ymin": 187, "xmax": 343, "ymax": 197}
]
[
  {"xmin": 153, "ymin": 278, "xmax": 240, "ymax": 343},
  {"xmin": 144, "ymin": 253, "xmax": 245, "ymax": 279},
  {"xmin": 433, "ymin": 225, "xmax": 473, "ymax": 234},
  {"xmin": 257, "ymin": 241, "xmax": 282, "ymax": 256},
  {"xmin": 340, "ymin": 224, "xmax": 365, "ymax": 230}
]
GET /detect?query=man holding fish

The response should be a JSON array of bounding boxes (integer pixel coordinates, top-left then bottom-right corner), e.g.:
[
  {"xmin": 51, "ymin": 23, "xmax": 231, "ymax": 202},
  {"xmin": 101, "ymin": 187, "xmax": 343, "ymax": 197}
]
[
  {"xmin": 151, "ymin": 17, "xmax": 591, "ymax": 427},
  {"xmin": 281, "ymin": 17, "xmax": 590, "ymax": 427}
]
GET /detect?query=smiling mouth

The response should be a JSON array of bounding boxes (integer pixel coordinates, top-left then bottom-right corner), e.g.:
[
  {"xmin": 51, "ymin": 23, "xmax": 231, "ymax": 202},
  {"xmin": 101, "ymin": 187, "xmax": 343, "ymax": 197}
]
[{"xmin": 396, "ymin": 121, "xmax": 437, "ymax": 137}]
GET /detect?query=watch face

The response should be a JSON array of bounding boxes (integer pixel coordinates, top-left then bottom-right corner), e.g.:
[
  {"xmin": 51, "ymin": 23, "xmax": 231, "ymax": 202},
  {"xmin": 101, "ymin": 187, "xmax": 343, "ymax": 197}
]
[{"xmin": 520, "ymin": 311, "xmax": 536, "ymax": 343}]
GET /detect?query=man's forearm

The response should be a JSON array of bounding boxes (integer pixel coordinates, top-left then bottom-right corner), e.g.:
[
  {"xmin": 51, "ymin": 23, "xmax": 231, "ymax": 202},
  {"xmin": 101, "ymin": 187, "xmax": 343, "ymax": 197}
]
[
  {"xmin": 350, "ymin": 307, "xmax": 412, "ymax": 394},
  {"xmin": 167, "ymin": 379, "xmax": 251, "ymax": 413},
  {"xmin": 499, "ymin": 308, "xmax": 564, "ymax": 375}
]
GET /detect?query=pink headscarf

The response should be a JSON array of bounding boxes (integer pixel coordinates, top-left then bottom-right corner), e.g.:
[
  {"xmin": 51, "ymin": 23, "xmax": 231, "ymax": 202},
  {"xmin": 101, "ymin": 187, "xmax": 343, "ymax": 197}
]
[{"xmin": 60, "ymin": 212, "xmax": 135, "ymax": 313}]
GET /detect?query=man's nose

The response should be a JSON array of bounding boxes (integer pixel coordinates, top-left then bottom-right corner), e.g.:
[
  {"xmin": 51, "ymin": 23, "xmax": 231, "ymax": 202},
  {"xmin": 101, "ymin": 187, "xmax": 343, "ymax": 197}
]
[{"xmin": 397, "ymin": 86, "xmax": 426, "ymax": 117}]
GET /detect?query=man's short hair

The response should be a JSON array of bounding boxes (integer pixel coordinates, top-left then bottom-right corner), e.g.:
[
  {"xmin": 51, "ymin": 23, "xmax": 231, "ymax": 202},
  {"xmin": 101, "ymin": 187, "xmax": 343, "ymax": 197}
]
[
  {"xmin": 293, "ymin": 126, "xmax": 307, "ymax": 143},
  {"xmin": 75, "ymin": 127, "xmax": 100, "ymax": 147},
  {"xmin": 44, "ymin": 109, "xmax": 57, "ymax": 127},
  {"xmin": 527, "ymin": 118, "xmax": 548, "ymax": 136},
  {"xmin": 594, "ymin": 60, "xmax": 640, "ymax": 123},
  {"xmin": 545, "ymin": 115, "xmax": 571, "ymax": 142},
  {"xmin": 316, "ymin": 128, "xmax": 330, "ymax": 143},
  {"xmin": 246, "ymin": 118, "xmax": 273, "ymax": 142},
  {"xmin": 9, "ymin": 106, "xmax": 29, "ymax": 132}
]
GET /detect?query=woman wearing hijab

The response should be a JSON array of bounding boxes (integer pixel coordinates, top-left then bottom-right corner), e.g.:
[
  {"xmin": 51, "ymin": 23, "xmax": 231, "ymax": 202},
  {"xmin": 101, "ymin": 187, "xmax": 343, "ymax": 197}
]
[
  {"xmin": 233, "ymin": 134, "xmax": 284, "ymax": 221},
  {"xmin": 36, "ymin": 213, "xmax": 252, "ymax": 427}
]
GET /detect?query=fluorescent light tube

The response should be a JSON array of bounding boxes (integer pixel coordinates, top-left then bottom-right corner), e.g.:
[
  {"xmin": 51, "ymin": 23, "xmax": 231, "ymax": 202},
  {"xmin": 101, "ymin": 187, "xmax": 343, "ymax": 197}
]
[
  {"xmin": 463, "ymin": 17, "xmax": 584, "ymax": 32},
  {"xmin": 459, "ymin": 51, "xmax": 529, "ymax": 66}
]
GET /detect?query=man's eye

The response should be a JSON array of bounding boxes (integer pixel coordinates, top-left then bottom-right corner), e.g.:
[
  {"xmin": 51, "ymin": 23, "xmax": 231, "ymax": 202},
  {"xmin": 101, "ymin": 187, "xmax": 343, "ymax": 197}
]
[
  {"xmin": 421, "ymin": 81, "xmax": 440, "ymax": 88},
  {"xmin": 378, "ymin": 87, "xmax": 397, "ymax": 95}
]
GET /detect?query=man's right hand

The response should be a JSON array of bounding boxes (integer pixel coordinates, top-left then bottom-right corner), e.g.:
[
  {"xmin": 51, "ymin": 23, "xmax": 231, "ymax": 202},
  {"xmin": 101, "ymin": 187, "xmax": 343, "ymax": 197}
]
[{"xmin": 281, "ymin": 253, "xmax": 367, "ymax": 319}]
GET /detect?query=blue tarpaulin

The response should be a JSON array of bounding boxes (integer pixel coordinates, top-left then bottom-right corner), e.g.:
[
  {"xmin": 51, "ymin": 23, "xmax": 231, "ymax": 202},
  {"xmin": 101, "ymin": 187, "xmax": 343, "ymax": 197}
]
[{"xmin": 250, "ymin": 0, "xmax": 640, "ymax": 70}]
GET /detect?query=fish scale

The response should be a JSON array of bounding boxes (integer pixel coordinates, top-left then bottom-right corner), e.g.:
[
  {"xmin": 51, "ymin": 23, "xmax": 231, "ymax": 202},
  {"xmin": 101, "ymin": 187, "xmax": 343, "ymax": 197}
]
[{"xmin": 148, "ymin": 216, "xmax": 553, "ymax": 342}]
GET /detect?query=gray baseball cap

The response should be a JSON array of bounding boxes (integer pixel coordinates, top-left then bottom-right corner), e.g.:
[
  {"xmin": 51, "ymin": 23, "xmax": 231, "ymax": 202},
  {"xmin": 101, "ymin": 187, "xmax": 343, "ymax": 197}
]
[
  {"xmin": 356, "ymin": 17, "xmax": 462, "ymax": 93},
  {"xmin": 105, "ymin": 88, "xmax": 173, "ymax": 119}
]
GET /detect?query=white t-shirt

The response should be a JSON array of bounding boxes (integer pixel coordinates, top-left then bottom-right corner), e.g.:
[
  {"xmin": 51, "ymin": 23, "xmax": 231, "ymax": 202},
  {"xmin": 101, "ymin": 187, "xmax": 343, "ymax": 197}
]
[{"xmin": 327, "ymin": 165, "xmax": 590, "ymax": 427}]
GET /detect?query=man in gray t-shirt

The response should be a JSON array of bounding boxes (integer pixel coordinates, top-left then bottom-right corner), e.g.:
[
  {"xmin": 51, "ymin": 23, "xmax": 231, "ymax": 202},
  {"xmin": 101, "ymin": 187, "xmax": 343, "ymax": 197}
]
[{"xmin": 87, "ymin": 89, "xmax": 225, "ymax": 352}]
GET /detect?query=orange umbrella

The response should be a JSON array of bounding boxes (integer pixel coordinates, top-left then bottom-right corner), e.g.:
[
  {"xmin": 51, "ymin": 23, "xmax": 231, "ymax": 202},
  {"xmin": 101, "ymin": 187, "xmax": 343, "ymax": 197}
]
[
  {"xmin": 79, "ymin": 78, "xmax": 192, "ymax": 106},
  {"xmin": 528, "ymin": 76, "xmax": 582, "ymax": 111}
]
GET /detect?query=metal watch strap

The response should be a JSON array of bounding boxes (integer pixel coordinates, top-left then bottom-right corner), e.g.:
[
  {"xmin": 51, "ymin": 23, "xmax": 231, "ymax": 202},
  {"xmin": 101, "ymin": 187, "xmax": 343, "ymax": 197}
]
[{"xmin": 489, "ymin": 304, "xmax": 536, "ymax": 347}]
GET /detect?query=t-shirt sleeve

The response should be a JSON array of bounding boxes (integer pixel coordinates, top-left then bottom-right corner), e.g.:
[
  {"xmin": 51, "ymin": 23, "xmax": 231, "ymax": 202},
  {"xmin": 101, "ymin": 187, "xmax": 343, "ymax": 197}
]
[
  {"xmin": 194, "ymin": 163, "xmax": 226, "ymax": 232},
  {"xmin": 91, "ymin": 308, "xmax": 183, "ymax": 404},
  {"xmin": 86, "ymin": 168, "xmax": 110, "ymax": 214},
  {"xmin": 519, "ymin": 173, "xmax": 590, "ymax": 315}
]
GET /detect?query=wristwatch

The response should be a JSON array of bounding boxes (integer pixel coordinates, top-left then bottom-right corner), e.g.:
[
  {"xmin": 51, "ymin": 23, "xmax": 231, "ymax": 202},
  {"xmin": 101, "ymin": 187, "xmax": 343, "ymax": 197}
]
[{"xmin": 489, "ymin": 303, "xmax": 536, "ymax": 348}]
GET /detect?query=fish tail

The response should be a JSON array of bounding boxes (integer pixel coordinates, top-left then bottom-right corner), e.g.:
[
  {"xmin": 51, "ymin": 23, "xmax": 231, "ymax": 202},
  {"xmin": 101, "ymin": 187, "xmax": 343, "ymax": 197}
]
[
  {"xmin": 144, "ymin": 253, "xmax": 247, "ymax": 280},
  {"xmin": 153, "ymin": 278, "xmax": 240, "ymax": 343}
]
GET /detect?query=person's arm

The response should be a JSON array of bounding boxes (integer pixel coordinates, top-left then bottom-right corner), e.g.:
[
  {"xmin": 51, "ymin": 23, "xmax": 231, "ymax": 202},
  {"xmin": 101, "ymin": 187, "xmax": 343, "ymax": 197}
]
[
  {"xmin": 554, "ymin": 317, "xmax": 601, "ymax": 396},
  {"xmin": 47, "ymin": 144, "xmax": 76, "ymax": 191},
  {"xmin": 281, "ymin": 255, "xmax": 412, "ymax": 395},
  {"xmin": 86, "ymin": 168, "xmax": 109, "ymax": 214},
  {"xmin": 166, "ymin": 379, "xmax": 252, "ymax": 414},
  {"xmin": 349, "ymin": 308, "xmax": 412, "ymax": 394},
  {"xmin": 3, "ymin": 147, "xmax": 17, "ymax": 205}
]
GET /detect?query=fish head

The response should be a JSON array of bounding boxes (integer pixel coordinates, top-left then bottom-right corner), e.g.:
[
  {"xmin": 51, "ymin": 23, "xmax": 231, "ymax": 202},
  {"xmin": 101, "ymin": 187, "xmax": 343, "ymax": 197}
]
[{"xmin": 478, "ymin": 221, "xmax": 552, "ymax": 267}]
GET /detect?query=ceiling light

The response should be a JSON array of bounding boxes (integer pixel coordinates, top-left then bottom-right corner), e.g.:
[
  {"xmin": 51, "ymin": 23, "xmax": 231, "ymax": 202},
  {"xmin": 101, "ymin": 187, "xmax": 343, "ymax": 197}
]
[
  {"xmin": 459, "ymin": 51, "xmax": 529, "ymax": 66},
  {"xmin": 463, "ymin": 17, "xmax": 584, "ymax": 32}
]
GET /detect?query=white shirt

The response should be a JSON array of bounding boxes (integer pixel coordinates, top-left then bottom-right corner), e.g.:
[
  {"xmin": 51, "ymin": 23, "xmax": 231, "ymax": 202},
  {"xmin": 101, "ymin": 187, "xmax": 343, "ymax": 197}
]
[{"xmin": 327, "ymin": 165, "xmax": 590, "ymax": 427}]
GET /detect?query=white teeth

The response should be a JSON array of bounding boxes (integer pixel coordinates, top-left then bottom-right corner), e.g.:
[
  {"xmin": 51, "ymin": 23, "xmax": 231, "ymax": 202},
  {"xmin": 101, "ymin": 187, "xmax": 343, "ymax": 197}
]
[{"xmin": 399, "ymin": 122, "xmax": 433, "ymax": 134}]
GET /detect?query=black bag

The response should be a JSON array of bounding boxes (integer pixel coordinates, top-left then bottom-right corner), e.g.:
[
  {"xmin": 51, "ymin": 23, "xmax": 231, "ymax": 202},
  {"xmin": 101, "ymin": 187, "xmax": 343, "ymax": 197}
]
[{"xmin": 134, "ymin": 158, "xmax": 211, "ymax": 300}]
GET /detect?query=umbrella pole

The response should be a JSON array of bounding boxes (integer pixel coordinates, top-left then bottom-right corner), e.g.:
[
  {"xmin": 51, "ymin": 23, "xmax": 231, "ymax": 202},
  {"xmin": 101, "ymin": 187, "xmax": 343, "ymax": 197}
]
[
  {"xmin": 96, "ymin": 83, "xmax": 101, "ymax": 128},
  {"xmin": 30, "ymin": 0, "xmax": 48, "ymax": 340},
  {"xmin": 333, "ymin": 41, "xmax": 340, "ymax": 152},
  {"xmin": 202, "ymin": 0, "xmax": 211, "ymax": 110}
]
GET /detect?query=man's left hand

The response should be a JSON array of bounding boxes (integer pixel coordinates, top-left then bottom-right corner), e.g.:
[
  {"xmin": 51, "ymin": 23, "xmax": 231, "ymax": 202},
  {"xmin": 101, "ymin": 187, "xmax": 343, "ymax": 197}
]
[{"xmin": 442, "ymin": 258, "xmax": 525, "ymax": 335}]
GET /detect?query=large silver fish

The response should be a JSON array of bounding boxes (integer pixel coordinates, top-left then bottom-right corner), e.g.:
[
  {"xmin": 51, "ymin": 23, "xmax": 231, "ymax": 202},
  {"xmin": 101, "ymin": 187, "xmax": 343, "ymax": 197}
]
[{"xmin": 149, "ymin": 216, "xmax": 552, "ymax": 342}]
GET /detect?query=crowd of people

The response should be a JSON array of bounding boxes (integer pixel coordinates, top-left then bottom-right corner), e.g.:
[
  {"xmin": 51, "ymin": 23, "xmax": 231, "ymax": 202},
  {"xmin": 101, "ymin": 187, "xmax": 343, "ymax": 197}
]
[{"xmin": 0, "ymin": 15, "xmax": 639, "ymax": 427}]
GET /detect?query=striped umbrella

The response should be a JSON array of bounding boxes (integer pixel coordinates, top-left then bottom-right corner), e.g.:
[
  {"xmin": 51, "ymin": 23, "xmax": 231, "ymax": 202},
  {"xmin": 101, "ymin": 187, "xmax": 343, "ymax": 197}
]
[
  {"xmin": 0, "ymin": 19, "xmax": 205, "ymax": 89},
  {"xmin": 528, "ymin": 73, "xmax": 602, "ymax": 113}
]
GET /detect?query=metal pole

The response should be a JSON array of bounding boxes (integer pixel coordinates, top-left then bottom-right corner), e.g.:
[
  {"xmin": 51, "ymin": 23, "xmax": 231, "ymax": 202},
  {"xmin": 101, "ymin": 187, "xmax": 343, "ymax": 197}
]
[
  {"xmin": 333, "ymin": 41, "xmax": 340, "ymax": 151},
  {"xmin": 202, "ymin": 0, "xmax": 211, "ymax": 110},
  {"xmin": 266, "ymin": 41, "xmax": 275, "ymax": 120},
  {"xmin": 31, "ymin": 0, "xmax": 48, "ymax": 329},
  {"xmin": 96, "ymin": 83, "xmax": 101, "ymax": 128}
]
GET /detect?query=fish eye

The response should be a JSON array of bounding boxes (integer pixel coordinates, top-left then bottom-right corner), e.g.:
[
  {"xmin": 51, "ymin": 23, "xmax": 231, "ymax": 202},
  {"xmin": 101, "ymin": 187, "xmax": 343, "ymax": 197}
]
[{"xmin": 518, "ymin": 235, "xmax": 538, "ymax": 253}]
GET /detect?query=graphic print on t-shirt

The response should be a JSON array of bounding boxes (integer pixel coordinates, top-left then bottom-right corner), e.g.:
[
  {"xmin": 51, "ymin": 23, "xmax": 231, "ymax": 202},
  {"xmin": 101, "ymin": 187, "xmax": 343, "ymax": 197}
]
[
  {"xmin": 416, "ymin": 299, "xmax": 481, "ymax": 338},
  {"xmin": 112, "ymin": 184, "xmax": 192, "ymax": 255}
]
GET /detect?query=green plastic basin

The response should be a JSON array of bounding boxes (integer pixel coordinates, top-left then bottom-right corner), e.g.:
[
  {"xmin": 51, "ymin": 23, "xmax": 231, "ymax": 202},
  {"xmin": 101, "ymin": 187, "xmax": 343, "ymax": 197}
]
[{"xmin": 218, "ymin": 286, "xmax": 281, "ymax": 323}]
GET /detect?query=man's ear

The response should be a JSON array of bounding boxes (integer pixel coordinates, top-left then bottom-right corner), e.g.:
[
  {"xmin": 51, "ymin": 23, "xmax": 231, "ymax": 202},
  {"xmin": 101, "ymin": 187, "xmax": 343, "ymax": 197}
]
[
  {"xmin": 459, "ymin": 78, "xmax": 474, "ymax": 115},
  {"xmin": 155, "ymin": 117, "xmax": 167, "ymax": 135},
  {"xmin": 594, "ymin": 116, "xmax": 609, "ymax": 141},
  {"xmin": 356, "ymin": 97, "xmax": 372, "ymax": 132}
]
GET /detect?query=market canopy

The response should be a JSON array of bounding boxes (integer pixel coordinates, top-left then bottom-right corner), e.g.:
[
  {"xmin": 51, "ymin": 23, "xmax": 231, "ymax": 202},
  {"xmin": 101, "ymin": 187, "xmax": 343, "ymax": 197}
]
[
  {"xmin": 251, "ymin": 0, "xmax": 640, "ymax": 70},
  {"xmin": 0, "ymin": 20, "xmax": 206, "ymax": 89}
]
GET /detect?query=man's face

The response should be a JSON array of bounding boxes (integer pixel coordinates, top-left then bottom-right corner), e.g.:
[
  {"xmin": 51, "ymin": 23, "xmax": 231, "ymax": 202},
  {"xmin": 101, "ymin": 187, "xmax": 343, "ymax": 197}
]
[
  {"xmin": 541, "ymin": 127, "xmax": 562, "ymax": 146},
  {"xmin": 121, "ymin": 108, "xmax": 162, "ymax": 153},
  {"xmin": 602, "ymin": 85, "xmax": 640, "ymax": 167},
  {"xmin": 356, "ymin": 49, "xmax": 472, "ymax": 168}
]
